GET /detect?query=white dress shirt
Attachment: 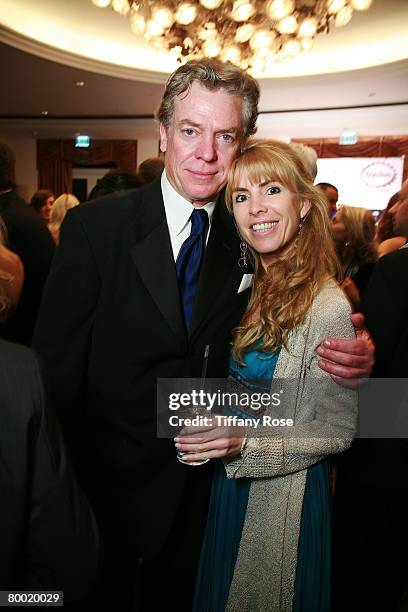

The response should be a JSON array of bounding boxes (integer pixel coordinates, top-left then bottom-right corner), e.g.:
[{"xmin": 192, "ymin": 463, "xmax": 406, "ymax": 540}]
[{"xmin": 161, "ymin": 171, "xmax": 215, "ymax": 261}]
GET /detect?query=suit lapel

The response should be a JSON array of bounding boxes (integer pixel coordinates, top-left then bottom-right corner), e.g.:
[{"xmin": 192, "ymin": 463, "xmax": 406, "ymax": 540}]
[
  {"xmin": 129, "ymin": 180, "xmax": 185, "ymax": 341},
  {"xmin": 189, "ymin": 199, "xmax": 240, "ymax": 338}
]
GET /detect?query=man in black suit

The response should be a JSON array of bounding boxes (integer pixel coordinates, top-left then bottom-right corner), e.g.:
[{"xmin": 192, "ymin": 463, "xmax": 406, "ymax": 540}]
[
  {"xmin": 0, "ymin": 142, "xmax": 55, "ymax": 345},
  {"xmin": 33, "ymin": 60, "xmax": 374, "ymax": 611},
  {"xmin": 0, "ymin": 337, "xmax": 100, "ymax": 603},
  {"xmin": 333, "ymin": 180, "xmax": 408, "ymax": 611}
]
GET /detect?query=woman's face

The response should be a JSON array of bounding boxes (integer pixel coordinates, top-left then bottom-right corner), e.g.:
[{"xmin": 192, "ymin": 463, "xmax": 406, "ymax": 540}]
[
  {"xmin": 332, "ymin": 209, "xmax": 348, "ymax": 244},
  {"xmin": 39, "ymin": 195, "xmax": 54, "ymax": 223},
  {"xmin": 232, "ymin": 172, "xmax": 309, "ymax": 269}
]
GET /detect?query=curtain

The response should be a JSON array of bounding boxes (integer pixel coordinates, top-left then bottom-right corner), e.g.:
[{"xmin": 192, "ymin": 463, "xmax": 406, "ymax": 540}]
[
  {"xmin": 38, "ymin": 159, "xmax": 72, "ymax": 197},
  {"xmin": 292, "ymin": 136, "xmax": 408, "ymax": 181},
  {"xmin": 37, "ymin": 139, "xmax": 138, "ymax": 197}
]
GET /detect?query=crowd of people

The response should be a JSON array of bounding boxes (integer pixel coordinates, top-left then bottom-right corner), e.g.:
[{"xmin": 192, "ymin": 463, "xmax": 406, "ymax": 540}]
[{"xmin": 0, "ymin": 57, "xmax": 406, "ymax": 611}]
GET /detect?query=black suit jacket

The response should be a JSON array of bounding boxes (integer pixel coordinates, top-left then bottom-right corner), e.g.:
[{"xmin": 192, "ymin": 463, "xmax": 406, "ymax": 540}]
[
  {"xmin": 363, "ymin": 248, "xmax": 408, "ymax": 378},
  {"xmin": 0, "ymin": 191, "xmax": 55, "ymax": 345},
  {"xmin": 0, "ymin": 339, "xmax": 99, "ymax": 602},
  {"xmin": 337, "ymin": 248, "xmax": 408, "ymax": 490},
  {"xmin": 33, "ymin": 178, "xmax": 251, "ymax": 557}
]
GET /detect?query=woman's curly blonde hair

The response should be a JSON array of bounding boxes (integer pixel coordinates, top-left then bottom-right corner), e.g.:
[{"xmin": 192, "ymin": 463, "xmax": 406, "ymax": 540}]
[
  {"xmin": 225, "ymin": 139, "xmax": 340, "ymax": 364},
  {"xmin": 335, "ymin": 205, "xmax": 378, "ymax": 276}
]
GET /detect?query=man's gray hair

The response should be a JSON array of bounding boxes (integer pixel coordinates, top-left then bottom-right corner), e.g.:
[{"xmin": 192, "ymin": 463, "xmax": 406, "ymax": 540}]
[{"xmin": 157, "ymin": 59, "xmax": 260, "ymax": 139}]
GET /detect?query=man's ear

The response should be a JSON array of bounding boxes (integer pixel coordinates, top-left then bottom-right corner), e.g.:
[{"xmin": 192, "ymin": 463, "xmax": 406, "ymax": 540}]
[
  {"xmin": 159, "ymin": 124, "xmax": 167, "ymax": 153},
  {"xmin": 300, "ymin": 199, "xmax": 311, "ymax": 219}
]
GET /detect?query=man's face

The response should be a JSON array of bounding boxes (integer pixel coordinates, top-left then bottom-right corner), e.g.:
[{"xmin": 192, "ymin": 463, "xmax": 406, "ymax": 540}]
[
  {"xmin": 159, "ymin": 81, "xmax": 243, "ymax": 203},
  {"xmin": 390, "ymin": 181, "xmax": 408, "ymax": 237},
  {"xmin": 322, "ymin": 186, "xmax": 338, "ymax": 219}
]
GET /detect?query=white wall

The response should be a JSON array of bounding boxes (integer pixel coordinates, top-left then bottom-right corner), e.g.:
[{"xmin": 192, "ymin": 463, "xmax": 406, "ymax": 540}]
[
  {"xmin": 137, "ymin": 138, "xmax": 159, "ymax": 167},
  {"xmin": 0, "ymin": 133, "xmax": 37, "ymax": 201},
  {"xmin": 256, "ymin": 105, "xmax": 408, "ymax": 140}
]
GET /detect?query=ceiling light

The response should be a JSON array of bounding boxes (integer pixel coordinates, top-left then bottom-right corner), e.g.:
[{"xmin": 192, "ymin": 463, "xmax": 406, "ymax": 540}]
[
  {"xmin": 266, "ymin": 0, "xmax": 295, "ymax": 21},
  {"xmin": 200, "ymin": 0, "xmax": 223, "ymax": 8},
  {"xmin": 231, "ymin": 0, "xmax": 256, "ymax": 22},
  {"xmin": 235, "ymin": 23, "xmax": 255, "ymax": 43},
  {"xmin": 112, "ymin": 0, "xmax": 130, "ymax": 15},
  {"xmin": 335, "ymin": 5, "xmax": 353, "ymax": 26},
  {"xmin": 145, "ymin": 19, "xmax": 164, "ymax": 37},
  {"xmin": 351, "ymin": 0, "xmax": 373, "ymax": 9},
  {"xmin": 220, "ymin": 45, "xmax": 242, "ymax": 64},
  {"xmin": 298, "ymin": 17, "xmax": 318, "ymax": 38},
  {"xmin": 175, "ymin": 3, "xmax": 197, "ymax": 25},
  {"xmin": 300, "ymin": 37, "xmax": 313, "ymax": 51},
  {"xmin": 89, "ymin": 0, "xmax": 374, "ymax": 74},
  {"xmin": 327, "ymin": 0, "xmax": 346, "ymax": 14},
  {"xmin": 130, "ymin": 14, "xmax": 146, "ymax": 34},
  {"xmin": 92, "ymin": 0, "xmax": 111, "ymax": 6},
  {"xmin": 151, "ymin": 6, "xmax": 174, "ymax": 28},
  {"xmin": 281, "ymin": 39, "xmax": 301, "ymax": 57},
  {"xmin": 249, "ymin": 29, "xmax": 277, "ymax": 51},
  {"xmin": 277, "ymin": 15, "xmax": 298, "ymax": 34}
]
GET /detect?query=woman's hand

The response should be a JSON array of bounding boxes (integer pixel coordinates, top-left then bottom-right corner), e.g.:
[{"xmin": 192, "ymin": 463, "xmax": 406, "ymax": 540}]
[{"xmin": 174, "ymin": 417, "xmax": 246, "ymax": 463}]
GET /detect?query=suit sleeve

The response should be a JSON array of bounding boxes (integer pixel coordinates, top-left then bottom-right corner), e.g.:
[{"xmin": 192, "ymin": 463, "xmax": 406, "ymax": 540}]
[
  {"xmin": 32, "ymin": 209, "xmax": 101, "ymax": 448},
  {"xmin": 361, "ymin": 254, "xmax": 407, "ymax": 376},
  {"xmin": 224, "ymin": 292, "xmax": 358, "ymax": 479},
  {"xmin": 23, "ymin": 352, "xmax": 100, "ymax": 602}
]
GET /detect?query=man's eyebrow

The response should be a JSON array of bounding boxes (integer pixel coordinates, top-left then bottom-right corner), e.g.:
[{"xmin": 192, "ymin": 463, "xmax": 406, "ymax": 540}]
[
  {"xmin": 176, "ymin": 119, "xmax": 202, "ymax": 128},
  {"xmin": 176, "ymin": 119, "xmax": 240, "ymax": 134},
  {"xmin": 216, "ymin": 127, "xmax": 240, "ymax": 134}
]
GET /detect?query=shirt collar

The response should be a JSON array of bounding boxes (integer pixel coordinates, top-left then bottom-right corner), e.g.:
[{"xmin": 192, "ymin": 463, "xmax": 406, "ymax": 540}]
[{"xmin": 161, "ymin": 170, "xmax": 216, "ymax": 236}]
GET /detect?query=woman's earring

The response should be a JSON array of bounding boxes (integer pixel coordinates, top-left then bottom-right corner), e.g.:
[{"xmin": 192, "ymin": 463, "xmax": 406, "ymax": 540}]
[{"xmin": 238, "ymin": 241, "xmax": 248, "ymax": 268}]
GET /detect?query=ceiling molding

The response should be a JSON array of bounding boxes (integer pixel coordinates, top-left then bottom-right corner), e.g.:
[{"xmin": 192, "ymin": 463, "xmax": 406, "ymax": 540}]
[
  {"xmin": 0, "ymin": 25, "xmax": 167, "ymax": 84},
  {"xmin": 1, "ymin": 0, "xmax": 408, "ymax": 79}
]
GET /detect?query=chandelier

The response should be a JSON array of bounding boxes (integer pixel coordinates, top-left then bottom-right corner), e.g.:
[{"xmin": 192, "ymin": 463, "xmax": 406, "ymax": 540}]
[{"xmin": 91, "ymin": 0, "xmax": 374, "ymax": 73}]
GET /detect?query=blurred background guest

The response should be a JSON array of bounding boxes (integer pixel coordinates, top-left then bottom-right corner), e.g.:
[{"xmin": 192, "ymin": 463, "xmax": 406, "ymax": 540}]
[
  {"xmin": 87, "ymin": 170, "xmax": 144, "ymax": 200},
  {"xmin": 333, "ymin": 178, "xmax": 408, "ymax": 612},
  {"xmin": 0, "ymin": 216, "xmax": 24, "ymax": 318},
  {"xmin": 137, "ymin": 156, "xmax": 165, "ymax": 184},
  {"xmin": 0, "ymin": 142, "xmax": 55, "ymax": 345},
  {"xmin": 30, "ymin": 189, "xmax": 55, "ymax": 224},
  {"xmin": 0, "ymin": 336, "xmax": 100, "ymax": 604},
  {"xmin": 290, "ymin": 143, "xmax": 318, "ymax": 181},
  {"xmin": 49, "ymin": 193, "xmax": 79, "ymax": 245},
  {"xmin": 332, "ymin": 205, "xmax": 378, "ymax": 308},
  {"xmin": 317, "ymin": 182, "xmax": 339, "ymax": 219},
  {"xmin": 376, "ymin": 191, "xmax": 407, "ymax": 257}
]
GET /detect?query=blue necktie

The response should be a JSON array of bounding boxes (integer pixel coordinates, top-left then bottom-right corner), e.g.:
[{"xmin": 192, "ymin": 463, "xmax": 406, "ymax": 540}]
[{"xmin": 176, "ymin": 208, "xmax": 209, "ymax": 331}]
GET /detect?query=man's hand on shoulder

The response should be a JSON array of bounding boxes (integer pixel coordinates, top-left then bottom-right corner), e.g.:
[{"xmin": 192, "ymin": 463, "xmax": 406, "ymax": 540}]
[{"xmin": 316, "ymin": 313, "xmax": 375, "ymax": 389}]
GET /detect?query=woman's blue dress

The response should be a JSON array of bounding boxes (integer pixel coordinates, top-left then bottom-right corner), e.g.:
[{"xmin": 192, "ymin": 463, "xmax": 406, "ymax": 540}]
[{"xmin": 192, "ymin": 349, "xmax": 331, "ymax": 612}]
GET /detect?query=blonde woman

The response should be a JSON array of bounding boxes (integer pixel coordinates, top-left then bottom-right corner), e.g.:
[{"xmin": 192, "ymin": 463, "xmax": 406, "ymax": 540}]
[
  {"xmin": 0, "ymin": 216, "xmax": 24, "ymax": 320},
  {"xmin": 48, "ymin": 193, "xmax": 79, "ymax": 245},
  {"xmin": 176, "ymin": 140, "xmax": 357, "ymax": 612},
  {"xmin": 332, "ymin": 206, "xmax": 378, "ymax": 294}
]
